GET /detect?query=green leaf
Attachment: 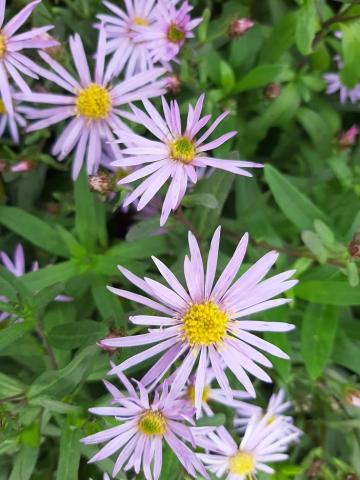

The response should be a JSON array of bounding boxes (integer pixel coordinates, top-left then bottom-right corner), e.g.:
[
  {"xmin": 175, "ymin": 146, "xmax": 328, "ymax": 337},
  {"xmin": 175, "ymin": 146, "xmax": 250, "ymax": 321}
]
[
  {"xmin": 56, "ymin": 416, "xmax": 81, "ymax": 480},
  {"xmin": 0, "ymin": 206, "xmax": 67, "ymax": 257},
  {"xmin": 264, "ymin": 164, "xmax": 327, "ymax": 230},
  {"xmin": 332, "ymin": 332, "xmax": 360, "ymax": 376},
  {"xmin": 295, "ymin": 0, "xmax": 318, "ymax": 55},
  {"xmin": 340, "ymin": 22, "xmax": 360, "ymax": 88},
  {"xmin": 295, "ymin": 281, "xmax": 360, "ymax": 305},
  {"xmin": 182, "ymin": 193, "xmax": 218, "ymax": 209},
  {"xmin": 260, "ymin": 12, "xmax": 297, "ymax": 62},
  {"xmin": 91, "ymin": 277, "xmax": 125, "ymax": 327},
  {"xmin": 301, "ymin": 231, "xmax": 327, "ymax": 263},
  {"xmin": 21, "ymin": 261, "xmax": 78, "ymax": 291},
  {"xmin": 0, "ymin": 373, "xmax": 26, "ymax": 399},
  {"xmin": 8, "ymin": 445, "xmax": 39, "ymax": 480},
  {"xmin": 235, "ymin": 64, "xmax": 293, "ymax": 93},
  {"xmin": 126, "ymin": 217, "xmax": 166, "ymax": 241},
  {"xmin": 296, "ymin": 107, "xmax": 333, "ymax": 150},
  {"xmin": 197, "ymin": 413, "xmax": 226, "ymax": 427},
  {"xmin": 48, "ymin": 320, "xmax": 108, "ymax": 350},
  {"xmin": 313, "ymin": 220, "xmax": 336, "ymax": 249},
  {"xmin": 0, "ymin": 322, "xmax": 34, "ymax": 352},
  {"xmin": 27, "ymin": 345, "xmax": 99, "ymax": 399},
  {"xmin": 220, "ymin": 60, "xmax": 235, "ymax": 92},
  {"xmin": 301, "ymin": 304, "xmax": 338, "ymax": 379}
]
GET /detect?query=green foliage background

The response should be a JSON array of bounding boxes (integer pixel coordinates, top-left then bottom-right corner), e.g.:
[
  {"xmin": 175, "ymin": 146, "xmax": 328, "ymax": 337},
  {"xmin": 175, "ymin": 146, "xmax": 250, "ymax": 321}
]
[{"xmin": 1, "ymin": 0, "xmax": 360, "ymax": 478}]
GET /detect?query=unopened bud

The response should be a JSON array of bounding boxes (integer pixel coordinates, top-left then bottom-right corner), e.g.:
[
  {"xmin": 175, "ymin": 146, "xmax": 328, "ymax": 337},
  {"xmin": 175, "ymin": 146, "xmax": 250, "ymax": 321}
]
[
  {"xmin": 306, "ymin": 459, "xmax": 324, "ymax": 478},
  {"xmin": 339, "ymin": 125, "xmax": 358, "ymax": 150},
  {"xmin": 349, "ymin": 233, "xmax": 360, "ymax": 258},
  {"xmin": 99, "ymin": 330, "xmax": 125, "ymax": 354},
  {"xmin": 265, "ymin": 83, "xmax": 281, "ymax": 100},
  {"xmin": 45, "ymin": 202, "xmax": 59, "ymax": 216},
  {"xmin": 166, "ymin": 75, "xmax": 181, "ymax": 94},
  {"xmin": 37, "ymin": 32, "xmax": 63, "ymax": 59},
  {"xmin": 10, "ymin": 160, "xmax": 33, "ymax": 173},
  {"xmin": 345, "ymin": 390, "xmax": 360, "ymax": 408},
  {"xmin": 88, "ymin": 172, "xmax": 115, "ymax": 193},
  {"xmin": 228, "ymin": 17, "xmax": 254, "ymax": 38}
]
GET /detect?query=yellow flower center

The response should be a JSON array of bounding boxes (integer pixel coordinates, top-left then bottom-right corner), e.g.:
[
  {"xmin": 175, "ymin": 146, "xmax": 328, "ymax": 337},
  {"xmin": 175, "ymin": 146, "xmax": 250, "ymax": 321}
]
[
  {"xmin": 75, "ymin": 84, "xmax": 111, "ymax": 120},
  {"xmin": 267, "ymin": 414, "xmax": 276, "ymax": 425},
  {"xmin": 0, "ymin": 33, "xmax": 6, "ymax": 59},
  {"xmin": 133, "ymin": 16, "xmax": 149, "ymax": 26},
  {"xmin": 229, "ymin": 451, "xmax": 256, "ymax": 476},
  {"xmin": 182, "ymin": 302, "xmax": 228, "ymax": 346},
  {"xmin": 187, "ymin": 385, "xmax": 210, "ymax": 405},
  {"xmin": 0, "ymin": 100, "xmax": 6, "ymax": 114},
  {"xmin": 138, "ymin": 410, "xmax": 167, "ymax": 436},
  {"xmin": 167, "ymin": 24, "xmax": 185, "ymax": 43},
  {"xmin": 169, "ymin": 136, "xmax": 196, "ymax": 164}
]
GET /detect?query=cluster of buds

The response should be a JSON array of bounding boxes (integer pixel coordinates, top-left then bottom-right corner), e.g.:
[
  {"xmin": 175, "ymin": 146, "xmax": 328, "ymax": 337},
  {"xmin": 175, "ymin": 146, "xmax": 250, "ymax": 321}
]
[{"xmin": 228, "ymin": 17, "xmax": 254, "ymax": 38}]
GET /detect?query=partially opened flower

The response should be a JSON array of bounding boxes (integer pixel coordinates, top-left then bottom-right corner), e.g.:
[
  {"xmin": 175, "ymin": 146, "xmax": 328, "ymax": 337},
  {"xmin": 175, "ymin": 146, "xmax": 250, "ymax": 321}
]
[
  {"xmin": 0, "ymin": 94, "xmax": 26, "ymax": 143},
  {"xmin": 178, "ymin": 367, "xmax": 258, "ymax": 419},
  {"xmin": 0, "ymin": 243, "xmax": 70, "ymax": 322},
  {"xmin": 0, "ymin": 0, "xmax": 58, "ymax": 115},
  {"xmin": 234, "ymin": 389, "xmax": 301, "ymax": 436},
  {"xmin": 81, "ymin": 372, "xmax": 207, "ymax": 480},
  {"xmin": 196, "ymin": 413, "xmax": 300, "ymax": 479},
  {"xmin": 134, "ymin": 0, "xmax": 202, "ymax": 65},
  {"xmin": 20, "ymin": 27, "xmax": 166, "ymax": 179},
  {"xmin": 113, "ymin": 95, "xmax": 262, "ymax": 225},
  {"xmin": 324, "ymin": 56, "xmax": 360, "ymax": 104},
  {"xmin": 101, "ymin": 227, "xmax": 297, "ymax": 413},
  {"xmin": 96, "ymin": 0, "xmax": 158, "ymax": 78}
]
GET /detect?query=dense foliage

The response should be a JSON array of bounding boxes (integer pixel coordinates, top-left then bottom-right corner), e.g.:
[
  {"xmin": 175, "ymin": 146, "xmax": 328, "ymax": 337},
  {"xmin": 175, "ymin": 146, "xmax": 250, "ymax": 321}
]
[{"xmin": 1, "ymin": 0, "xmax": 360, "ymax": 479}]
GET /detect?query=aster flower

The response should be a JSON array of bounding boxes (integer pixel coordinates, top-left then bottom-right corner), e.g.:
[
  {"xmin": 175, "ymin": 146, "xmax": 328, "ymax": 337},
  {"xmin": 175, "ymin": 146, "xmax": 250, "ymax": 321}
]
[
  {"xmin": 324, "ymin": 56, "xmax": 360, "ymax": 104},
  {"xmin": 177, "ymin": 367, "xmax": 258, "ymax": 419},
  {"xmin": 0, "ymin": 93, "xmax": 26, "ymax": 143},
  {"xmin": 234, "ymin": 389, "xmax": 301, "ymax": 437},
  {"xmin": 19, "ymin": 27, "xmax": 166, "ymax": 179},
  {"xmin": 196, "ymin": 413, "xmax": 300, "ymax": 479},
  {"xmin": 113, "ymin": 95, "xmax": 262, "ymax": 225},
  {"xmin": 101, "ymin": 226, "xmax": 297, "ymax": 413},
  {"xmin": 0, "ymin": 0, "xmax": 58, "ymax": 115},
  {"xmin": 96, "ymin": 0, "xmax": 158, "ymax": 78},
  {"xmin": 81, "ymin": 371, "xmax": 208, "ymax": 480},
  {"xmin": 0, "ymin": 243, "xmax": 70, "ymax": 322},
  {"xmin": 134, "ymin": 0, "xmax": 202, "ymax": 66}
]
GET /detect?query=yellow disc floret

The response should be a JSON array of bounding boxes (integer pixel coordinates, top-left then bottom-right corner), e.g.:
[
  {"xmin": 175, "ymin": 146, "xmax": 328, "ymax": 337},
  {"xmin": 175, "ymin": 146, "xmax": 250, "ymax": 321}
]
[
  {"xmin": 229, "ymin": 451, "xmax": 256, "ymax": 476},
  {"xmin": 187, "ymin": 385, "xmax": 210, "ymax": 405},
  {"xmin": 167, "ymin": 24, "xmax": 185, "ymax": 43},
  {"xmin": 0, "ymin": 33, "xmax": 6, "ymax": 59},
  {"xmin": 182, "ymin": 302, "xmax": 228, "ymax": 346},
  {"xmin": 75, "ymin": 84, "xmax": 111, "ymax": 120},
  {"xmin": 133, "ymin": 17, "xmax": 149, "ymax": 26},
  {"xmin": 0, "ymin": 100, "xmax": 6, "ymax": 114},
  {"xmin": 169, "ymin": 136, "xmax": 196, "ymax": 164},
  {"xmin": 138, "ymin": 410, "xmax": 167, "ymax": 436}
]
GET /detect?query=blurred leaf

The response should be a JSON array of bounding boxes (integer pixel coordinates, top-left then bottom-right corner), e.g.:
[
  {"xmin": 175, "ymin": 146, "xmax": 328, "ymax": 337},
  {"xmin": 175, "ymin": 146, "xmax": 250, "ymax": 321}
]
[
  {"xmin": 340, "ymin": 22, "xmax": 360, "ymax": 88},
  {"xmin": 301, "ymin": 231, "xmax": 327, "ymax": 263},
  {"xmin": 182, "ymin": 193, "xmax": 218, "ymax": 209},
  {"xmin": 264, "ymin": 164, "xmax": 327, "ymax": 230},
  {"xmin": 220, "ymin": 60, "xmax": 235, "ymax": 92},
  {"xmin": 48, "ymin": 320, "xmax": 108, "ymax": 350},
  {"xmin": 197, "ymin": 413, "xmax": 226, "ymax": 427},
  {"xmin": 8, "ymin": 445, "xmax": 39, "ymax": 480},
  {"xmin": 295, "ymin": 0, "xmax": 318, "ymax": 55},
  {"xmin": 55, "ymin": 416, "xmax": 81, "ymax": 480},
  {"xmin": 332, "ymin": 332, "xmax": 360, "ymax": 375},
  {"xmin": 260, "ymin": 12, "xmax": 297, "ymax": 62},
  {"xmin": 235, "ymin": 64, "xmax": 293, "ymax": 92},
  {"xmin": 0, "ymin": 207, "xmax": 67, "ymax": 257},
  {"xmin": 22, "ymin": 261, "xmax": 78, "ymax": 291},
  {"xmin": 0, "ymin": 322, "xmax": 34, "ymax": 352},
  {"xmin": 0, "ymin": 373, "xmax": 25, "ymax": 399},
  {"xmin": 301, "ymin": 304, "xmax": 338, "ymax": 379},
  {"xmin": 295, "ymin": 281, "xmax": 360, "ymax": 305},
  {"xmin": 126, "ymin": 217, "xmax": 166, "ymax": 241}
]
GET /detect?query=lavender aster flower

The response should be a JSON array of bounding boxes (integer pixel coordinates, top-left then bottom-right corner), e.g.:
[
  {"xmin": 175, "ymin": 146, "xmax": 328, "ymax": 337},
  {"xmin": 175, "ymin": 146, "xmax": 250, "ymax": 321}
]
[
  {"xmin": 20, "ymin": 27, "xmax": 166, "ymax": 179},
  {"xmin": 101, "ymin": 227, "xmax": 297, "ymax": 413},
  {"xmin": 97, "ymin": 0, "xmax": 158, "ymax": 78},
  {"xmin": 324, "ymin": 56, "xmax": 360, "ymax": 104},
  {"xmin": 0, "ymin": 94, "xmax": 26, "ymax": 143},
  {"xmin": 234, "ymin": 389, "xmax": 301, "ymax": 436},
  {"xmin": 114, "ymin": 94, "xmax": 262, "ymax": 225},
  {"xmin": 0, "ymin": 0, "xmax": 58, "ymax": 115},
  {"xmin": 196, "ymin": 414, "xmax": 301, "ymax": 479},
  {"xmin": 134, "ymin": 0, "xmax": 202, "ymax": 65},
  {"xmin": 81, "ymin": 371, "xmax": 208, "ymax": 480},
  {"xmin": 0, "ymin": 243, "xmax": 70, "ymax": 322}
]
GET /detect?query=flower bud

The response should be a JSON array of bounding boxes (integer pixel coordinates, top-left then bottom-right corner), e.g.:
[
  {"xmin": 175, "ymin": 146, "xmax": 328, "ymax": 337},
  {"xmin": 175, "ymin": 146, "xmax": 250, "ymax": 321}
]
[
  {"xmin": 228, "ymin": 18, "xmax": 254, "ymax": 38},
  {"xmin": 349, "ymin": 233, "xmax": 360, "ymax": 258},
  {"xmin": 0, "ymin": 160, "xmax": 7, "ymax": 173},
  {"xmin": 166, "ymin": 75, "xmax": 182, "ymax": 94},
  {"xmin": 10, "ymin": 160, "xmax": 34, "ymax": 173},
  {"xmin": 99, "ymin": 330, "xmax": 125, "ymax": 354},
  {"xmin": 345, "ymin": 390, "xmax": 360, "ymax": 408},
  {"xmin": 339, "ymin": 125, "xmax": 358, "ymax": 150},
  {"xmin": 265, "ymin": 83, "xmax": 281, "ymax": 100},
  {"xmin": 88, "ymin": 172, "xmax": 115, "ymax": 193}
]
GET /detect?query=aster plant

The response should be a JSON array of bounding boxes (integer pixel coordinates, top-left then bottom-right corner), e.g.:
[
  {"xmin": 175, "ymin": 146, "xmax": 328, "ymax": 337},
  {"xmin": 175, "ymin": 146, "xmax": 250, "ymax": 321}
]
[
  {"xmin": 101, "ymin": 226, "xmax": 297, "ymax": 414},
  {"xmin": 0, "ymin": 0, "xmax": 58, "ymax": 115},
  {"xmin": 20, "ymin": 27, "xmax": 166, "ymax": 179},
  {"xmin": 81, "ymin": 371, "xmax": 208, "ymax": 479},
  {"xmin": 114, "ymin": 95, "xmax": 262, "ymax": 225}
]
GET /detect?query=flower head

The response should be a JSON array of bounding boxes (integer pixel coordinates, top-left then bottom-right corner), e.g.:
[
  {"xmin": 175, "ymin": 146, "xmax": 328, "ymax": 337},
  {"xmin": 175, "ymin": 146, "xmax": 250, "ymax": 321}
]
[
  {"xmin": 234, "ymin": 389, "xmax": 301, "ymax": 436},
  {"xmin": 0, "ymin": 94, "xmax": 27, "ymax": 143},
  {"xmin": 228, "ymin": 18, "xmax": 254, "ymax": 38},
  {"xmin": 19, "ymin": 27, "xmax": 166, "ymax": 179},
  {"xmin": 101, "ymin": 227, "xmax": 297, "ymax": 413},
  {"xmin": 96, "ymin": 0, "xmax": 159, "ymax": 78},
  {"xmin": 324, "ymin": 57, "xmax": 360, "ymax": 104},
  {"xmin": 0, "ymin": 0, "xmax": 58, "ymax": 115},
  {"xmin": 196, "ymin": 413, "xmax": 300, "ymax": 479},
  {"xmin": 114, "ymin": 95, "xmax": 262, "ymax": 225},
  {"xmin": 81, "ymin": 371, "xmax": 207, "ymax": 480},
  {"xmin": 133, "ymin": 0, "xmax": 202, "ymax": 66}
]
